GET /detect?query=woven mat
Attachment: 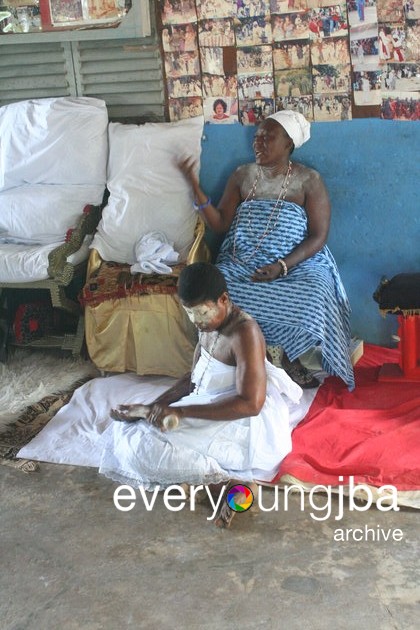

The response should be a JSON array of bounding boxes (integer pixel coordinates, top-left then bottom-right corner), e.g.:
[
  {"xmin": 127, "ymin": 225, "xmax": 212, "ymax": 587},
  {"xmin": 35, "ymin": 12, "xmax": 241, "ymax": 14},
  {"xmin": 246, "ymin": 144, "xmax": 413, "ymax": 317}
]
[
  {"xmin": 79, "ymin": 261, "xmax": 184, "ymax": 307},
  {"xmin": 0, "ymin": 377, "xmax": 91, "ymax": 473}
]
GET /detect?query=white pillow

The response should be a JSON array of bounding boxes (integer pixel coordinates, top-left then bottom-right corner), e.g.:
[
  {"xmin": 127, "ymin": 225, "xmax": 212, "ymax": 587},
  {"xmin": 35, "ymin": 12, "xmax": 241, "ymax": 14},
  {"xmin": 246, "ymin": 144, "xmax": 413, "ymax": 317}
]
[
  {"xmin": 91, "ymin": 116, "xmax": 204, "ymax": 264},
  {"xmin": 0, "ymin": 97, "xmax": 108, "ymax": 191},
  {"xmin": 0, "ymin": 184, "xmax": 105, "ymax": 245}
]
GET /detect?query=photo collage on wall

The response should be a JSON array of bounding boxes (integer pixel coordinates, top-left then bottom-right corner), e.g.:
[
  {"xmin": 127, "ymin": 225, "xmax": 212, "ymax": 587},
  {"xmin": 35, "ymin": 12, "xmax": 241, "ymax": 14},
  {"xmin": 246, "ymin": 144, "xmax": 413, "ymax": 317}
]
[{"xmin": 158, "ymin": 0, "xmax": 419, "ymax": 123}]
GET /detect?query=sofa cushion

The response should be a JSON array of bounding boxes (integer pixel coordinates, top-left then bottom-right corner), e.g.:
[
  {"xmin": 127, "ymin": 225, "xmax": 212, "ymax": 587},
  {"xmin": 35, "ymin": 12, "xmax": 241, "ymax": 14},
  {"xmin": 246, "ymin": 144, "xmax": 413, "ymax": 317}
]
[
  {"xmin": 0, "ymin": 96, "xmax": 108, "ymax": 191},
  {"xmin": 91, "ymin": 116, "xmax": 204, "ymax": 264},
  {"xmin": 0, "ymin": 184, "xmax": 104, "ymax": 245}
]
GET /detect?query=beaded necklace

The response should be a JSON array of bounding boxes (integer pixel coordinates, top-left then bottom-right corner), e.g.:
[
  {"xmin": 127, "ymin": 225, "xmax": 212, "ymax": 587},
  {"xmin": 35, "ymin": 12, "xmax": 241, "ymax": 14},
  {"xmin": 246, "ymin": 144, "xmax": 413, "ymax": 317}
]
[{"xmin": 232, "ymin": 160, "xmax": 293, "ymax": 264}]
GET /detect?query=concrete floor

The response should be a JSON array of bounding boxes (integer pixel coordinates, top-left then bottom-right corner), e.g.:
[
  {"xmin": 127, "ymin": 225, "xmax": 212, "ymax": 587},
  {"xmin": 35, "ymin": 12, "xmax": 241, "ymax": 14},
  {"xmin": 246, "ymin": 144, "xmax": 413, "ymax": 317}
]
[{"xmin": 1, "ymin": 463, "xmax": 418, "ymax": 630}]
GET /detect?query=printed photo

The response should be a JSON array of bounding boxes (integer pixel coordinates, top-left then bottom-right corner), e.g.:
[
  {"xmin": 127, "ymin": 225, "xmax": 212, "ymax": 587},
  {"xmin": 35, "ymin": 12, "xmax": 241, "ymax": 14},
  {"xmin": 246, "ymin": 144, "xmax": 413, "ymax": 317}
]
[
  {"xmin": 313, "ymin": 93, "xmax": 353, "ymax": 120},
  {"xmin": 162, "ymin": 23, "xmax": 198, "ymax": 53},
  {"xmin": 200, "ymin": 46, "xmax": 225, "ymax": 74},
  {"xmin": 236, "ymin": 0, "xmax": 271, "ymax": 17},
  {"xmin": 196, "ymin": 0, "xmax": 235, "ymax": 19},
  {"xmin": 353, "ymin": 69, "xmax": 382, "ymax": 104},
  {"xmin": 312, "ymin": 63, "xmax": 351, "ymax": 92},
  {"xmin": 404, "ymin": 0, "xmax": 420, "ymax": 19},
  {"xmin": 270, "ymin": 0, "xmax": 307, "ymax": 13},
  {"xmin": 381, "ymin": 93, "xmax": 420, "ymax": 118},
  {"xmin": 275, "ymin": 68, "xmax": 313, "ymax": 96},
  {"xmin": 275, "ymin": 94, "xmax": 314, "ymax": 119},
  {"xmin": 203, "ymin": 96, "xmax": 239, "ymax": 123},
  {"xmin": 347, "ymin": 0, "xmax": 378, "ymax": 27},
  {"xmin": 199, "ymin": 18, "xmax": 235, "ymax": 46},
  {"xmin": 238, "ymin": 72, "xmax": 275, "ymax": 98},
  {"xmin": 307, "ymin": 5, "xmax": 349, "ymax": 40},
  {"xmin": 402, "ymin": 19, "xmax": 419, "ymax": 61},
  {"xmin": 169, "ymin": 96, "xmax": 203, "ymax": 121},
  {"xmin": 273, "ymin": 40, "xmax": 310, "ymax": 69},
  {"xmin": 235, "ymin": 15, "xmax": 273, "ymax": 45},
  {"xmin": 167, "ymin": 75, "xmax": 203, "ymax": 99},
  {"xmin": 378, "ymin": 24, "xmax": 406, "ymax": 63},
  {"xmin": 238, "ymin": 97, "xmax": 275, "ymax": 123},
  {"xmin": 272, "ymin": 11, "xmax": 309, "ymax": 41},
  {"xmin": 381, "ymin": 63, "xmax": 420, "ymax": 91},
  {"xmin": 237, "ymin": 45, "xmax": 274, "ymax": 73},
  {"xmin": 310, "ymin": 35, "xmax": 350, "ymax": 65},
  {"xmin": 202, "ymin": 72, "xmax": 238, "ymax": 97},
  {"xmin": 350, "ymin": 30, "xmax": 380, "ymax": 68},
  {"xmin": 160, "ymin": 0, "xmax": 197, "ymax": 25},
  {"xmin": 376, "ymin": 0, "xmax": 404, "ymax": 22},
  {"xmin": 164, "ymin": 51, "xmax": 201, "ymax": 78}
]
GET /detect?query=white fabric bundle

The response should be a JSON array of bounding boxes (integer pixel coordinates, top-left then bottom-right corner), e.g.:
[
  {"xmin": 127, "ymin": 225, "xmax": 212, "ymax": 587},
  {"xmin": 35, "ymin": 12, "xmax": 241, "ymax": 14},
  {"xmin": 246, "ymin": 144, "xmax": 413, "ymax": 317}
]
[{"xmin": 130, "ymin": 231, "xmax": 179, "ymax": 275}]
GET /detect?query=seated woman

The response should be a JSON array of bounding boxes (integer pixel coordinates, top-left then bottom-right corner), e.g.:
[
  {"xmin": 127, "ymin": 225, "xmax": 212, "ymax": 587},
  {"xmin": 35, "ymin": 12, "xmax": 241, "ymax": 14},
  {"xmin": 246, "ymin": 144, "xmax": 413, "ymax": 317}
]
[
  {"xmin": 179, "ymin": 110, "xmax": 355, "ymax": 390},
  {"xmin": 104, "ymin": 263, "xmax": 302, "ymax": 528}
]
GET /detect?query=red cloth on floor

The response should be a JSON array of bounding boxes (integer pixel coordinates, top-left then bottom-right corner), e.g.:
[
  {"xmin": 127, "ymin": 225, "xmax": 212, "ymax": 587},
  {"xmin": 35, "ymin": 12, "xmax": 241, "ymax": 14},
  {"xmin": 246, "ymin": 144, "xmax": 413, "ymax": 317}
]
[{"xmin": 275, "ymin": 344, "xmax": 420, "ymax": 490}]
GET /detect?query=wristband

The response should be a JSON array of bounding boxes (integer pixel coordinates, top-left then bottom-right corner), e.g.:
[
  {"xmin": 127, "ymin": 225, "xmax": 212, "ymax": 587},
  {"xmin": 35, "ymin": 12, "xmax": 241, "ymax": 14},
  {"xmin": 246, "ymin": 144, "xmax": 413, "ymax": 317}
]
[
  {"xmin": 193, "ymin": 197, "xmax": 211, "ymax": 212},
  {"xmin": 277, "ymin": 258, "xmax": 288, "ymax": 277}
]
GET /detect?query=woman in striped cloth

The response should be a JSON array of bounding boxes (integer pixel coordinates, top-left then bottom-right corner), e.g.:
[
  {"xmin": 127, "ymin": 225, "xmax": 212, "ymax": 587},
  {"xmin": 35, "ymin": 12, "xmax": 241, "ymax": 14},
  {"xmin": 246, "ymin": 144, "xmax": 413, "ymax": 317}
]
[{"xmin": 179, "ymin": 110, "xmax": 354, "ymax": 390}]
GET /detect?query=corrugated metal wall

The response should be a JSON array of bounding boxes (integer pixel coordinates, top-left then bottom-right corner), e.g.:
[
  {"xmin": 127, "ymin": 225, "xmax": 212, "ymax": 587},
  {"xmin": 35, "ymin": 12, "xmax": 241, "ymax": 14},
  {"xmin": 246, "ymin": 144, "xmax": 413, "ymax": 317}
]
[{"xmin": 0, "ymin": 7, "xmax": 165, "ymax": 120}]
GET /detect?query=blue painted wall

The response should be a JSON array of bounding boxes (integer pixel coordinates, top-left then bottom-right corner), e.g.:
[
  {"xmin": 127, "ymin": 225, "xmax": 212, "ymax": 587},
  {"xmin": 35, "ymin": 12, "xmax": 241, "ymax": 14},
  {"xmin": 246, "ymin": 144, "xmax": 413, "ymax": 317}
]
[{"xmin": 199, "ymin": 119, "xmax": 420, "ymax": 347}]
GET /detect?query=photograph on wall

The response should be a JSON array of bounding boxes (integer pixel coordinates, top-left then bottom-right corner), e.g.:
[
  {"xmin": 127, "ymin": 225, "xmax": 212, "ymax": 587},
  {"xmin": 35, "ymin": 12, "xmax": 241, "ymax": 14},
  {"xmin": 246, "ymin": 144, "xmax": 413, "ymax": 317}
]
[
  {"xmin": 238, "ymin": 97, "xmax": 275, "ymax": 123},
  {"xmin": 313, "ymin": 93, "xmax": 353, "ymax": 119},
  {"xmin": 162, "ymin": 23, "xmax": 198, "ymax": 52},
  {"xmin": 347, "ymin": 0, "xmax": 378, "ymax": 27},
  {"xmin": 0, "ymin": 0, "xmax": 41, "ymax": 33},
  {"xmin": 237, "ymin": 45, "xmax": 274, "ymax": 73},
  {"xmin": 272, "ymin": 11, "xmax": 309, "ymax": 41},
  {"xmin": 404, "ymin": 19, "xmax": 420, "ymax": 60},
  {"xmin": 167, "ymin": 75, "xmax": 202, "ymax": 98},
  {"xmin": 238, "ymin": 71, "xmax": 275, "ymax": 99},
  {"xmin": 203, "ymin": 96, "xmax": 239, "ymax": 123},
  {"xmin": 160, "ymin": 0, "xmax": 197, "ymax": 25},
  {"xmin": 196, "ymin": 0, "xmax": 233, "ymax": 19},
  {"xmin": 236, "ymin": 0, "xmax": 271, "ymax": 17},
  {"xmin": 202, "ymin": 71, "xmax": 238, "ymax": 96},
  {"xmin": 404, "ymin": 0, "xmax": 420, "ymax": 19},
  {"xmin": 310, "ymin": 35, "xmax": 350, "ymax": 64},
  {"xmin": 353, "ymin": 69, "xmax": 382, "ymax": 103},
  {"xmin": 350, "ymin": 28, "xmax": 380, "ymax": 67},
  {"xmin": 275, "ymin": 67, "xmax": 313, "ymax": 97},
  {"xmin": 270, "ymin": 0, "xmax": 307, "ymax": 13},
  {"xmin": 307, "ymin": 4, "xmax": 349, "ymax": 40},
  {"xmin": 376, "ymin": 0, "xmax": 404, "ymax": 22},
  {"xmin": 169, "ymin": 96, "xmax": 203, "ymax": 121},
  {"xmin": 198, "ymin": 17, "xmax": 235, "ymax": 45},
  {"xmin": 378, "ymin": 23, "xmax": 406, "ymax": 62},
  {"xmin": 235, "ymin": 15, "xmax": 273, "ymax": 45},
  {"xmin": 164, "ymin": 50, "xmax": 201, "ymax": 78},
  {"xmin": 272, "ymin": 40, "xmax": 310, "ymax": 69},
  {"xmin": 381, "ymin": 92, "xmax": 420, "ymax": 117},
  {"xmin": 381, "ymin": 62, "xmax": 420, "ymax": 90},
  {"xmin": 275, "ymin": 94, "xmax": 314, "ymax": 119},
  {"xmin": 312, "ymin": 63, "xmax": 351, "ymax": 92},
  {"xmin": 200, "ymin": 45, "xmax": 225, "ymax": 73}
]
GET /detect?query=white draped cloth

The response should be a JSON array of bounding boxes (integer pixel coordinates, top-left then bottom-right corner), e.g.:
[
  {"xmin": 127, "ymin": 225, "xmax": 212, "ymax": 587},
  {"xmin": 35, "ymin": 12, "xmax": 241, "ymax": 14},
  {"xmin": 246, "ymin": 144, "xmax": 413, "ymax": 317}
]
[{"xmin": 99, "ymin": 350, "xmax": 303, "ymax": 489}]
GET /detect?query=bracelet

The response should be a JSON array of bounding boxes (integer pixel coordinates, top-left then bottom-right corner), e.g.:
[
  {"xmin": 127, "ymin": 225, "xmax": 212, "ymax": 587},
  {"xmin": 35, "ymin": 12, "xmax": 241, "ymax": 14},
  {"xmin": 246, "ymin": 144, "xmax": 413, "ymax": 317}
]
[
  {"xmin": 193, "ymin": 197, "xmax": 211, "ymax": 212},
  {"xmin": 277, "ymin": 258, "xmax": 288, "ymax": 277}
]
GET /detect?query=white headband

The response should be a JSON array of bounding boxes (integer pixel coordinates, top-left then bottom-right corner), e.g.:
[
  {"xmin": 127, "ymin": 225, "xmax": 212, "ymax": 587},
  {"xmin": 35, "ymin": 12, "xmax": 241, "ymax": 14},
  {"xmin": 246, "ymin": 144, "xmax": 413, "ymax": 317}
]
[{"xmin": 267, "ymin": 110, "xmax": 311, "ymax": 148}]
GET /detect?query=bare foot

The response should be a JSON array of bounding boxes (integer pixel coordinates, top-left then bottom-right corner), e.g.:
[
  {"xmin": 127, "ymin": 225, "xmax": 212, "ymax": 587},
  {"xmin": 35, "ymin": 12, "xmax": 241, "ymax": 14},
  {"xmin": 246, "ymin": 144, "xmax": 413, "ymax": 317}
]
[
  {"xmin": 214, "ymin": 500, "xmax": 236, "ymax": 529},
  {"xmin": 213, "ymin": 482, "xmax": 256, "ymax": 529}
]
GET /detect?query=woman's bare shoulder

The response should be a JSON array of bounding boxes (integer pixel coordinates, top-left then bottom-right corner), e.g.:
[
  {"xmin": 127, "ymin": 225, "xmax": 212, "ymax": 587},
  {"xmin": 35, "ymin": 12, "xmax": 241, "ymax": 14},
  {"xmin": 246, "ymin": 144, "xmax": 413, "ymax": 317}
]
[{"xmin": 292, "ymin": 162, "xmax": 325, "ymax": 188}]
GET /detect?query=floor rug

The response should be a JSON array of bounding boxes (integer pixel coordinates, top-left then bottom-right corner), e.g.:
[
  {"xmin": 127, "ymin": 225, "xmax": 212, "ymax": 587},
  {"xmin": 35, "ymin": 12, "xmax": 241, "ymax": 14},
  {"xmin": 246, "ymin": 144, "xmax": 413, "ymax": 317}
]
[{"xmin": 0, "ymin": 348, "xmax": 98, "ymax": 471}]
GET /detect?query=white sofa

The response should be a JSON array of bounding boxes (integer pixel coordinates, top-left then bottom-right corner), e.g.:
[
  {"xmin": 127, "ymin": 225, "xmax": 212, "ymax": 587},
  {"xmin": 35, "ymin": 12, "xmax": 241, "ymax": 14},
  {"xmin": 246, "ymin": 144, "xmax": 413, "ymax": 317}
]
[{"xmin": 0, "ymin": 96, "xmax": 109, "ymax": 355}]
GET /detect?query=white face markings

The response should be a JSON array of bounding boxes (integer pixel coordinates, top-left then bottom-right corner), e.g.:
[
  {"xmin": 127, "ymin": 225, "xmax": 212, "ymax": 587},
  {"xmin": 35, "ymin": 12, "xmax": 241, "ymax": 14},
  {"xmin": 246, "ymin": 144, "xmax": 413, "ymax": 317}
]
[{"xmin": 182, "ymin": 303, "xmax": 219, "ymax": 327}]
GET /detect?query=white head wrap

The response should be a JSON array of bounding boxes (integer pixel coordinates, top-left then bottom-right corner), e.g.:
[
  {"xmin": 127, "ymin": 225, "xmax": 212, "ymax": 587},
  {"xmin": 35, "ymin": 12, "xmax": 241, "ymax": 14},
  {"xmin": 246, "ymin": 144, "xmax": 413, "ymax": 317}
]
[{"xmin": 267, "ymin": 110, "xmax": 310, "ymax": 148}]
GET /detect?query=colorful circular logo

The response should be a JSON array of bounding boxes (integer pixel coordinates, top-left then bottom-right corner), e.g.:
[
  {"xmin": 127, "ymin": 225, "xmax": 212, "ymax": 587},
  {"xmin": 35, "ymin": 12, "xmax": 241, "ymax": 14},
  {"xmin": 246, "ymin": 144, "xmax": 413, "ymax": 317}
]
[{"xmin": 226, "ymin": 484, "xmax": 254, "ymax": 512}]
